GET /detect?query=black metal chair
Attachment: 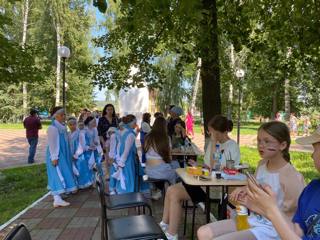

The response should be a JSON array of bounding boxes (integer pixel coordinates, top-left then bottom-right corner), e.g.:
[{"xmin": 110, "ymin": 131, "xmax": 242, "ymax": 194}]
[
  {"xmin": 95, "ymin": 174, "xmax": 168, "ymax": 240},
  {"xmin": 94, "ymin": 166, "xmax": 153, "ymax": 215},
  {"xmin": 4, "ymin": 224, "xmax": 32, "ymax": 240},
  {"xmin": 144, "ymin": 177, "xmax": 170, "ymax": 201}
]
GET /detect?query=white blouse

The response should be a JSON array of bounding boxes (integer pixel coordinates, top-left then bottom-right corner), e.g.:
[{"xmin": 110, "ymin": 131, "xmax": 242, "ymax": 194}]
[
  {"xmin": 47, "ymin": 120, "xmax": 66, "ymax": 160},
  {"xmin": 117, "ymin": 128, "xmax": 136, "ymax": 167}
]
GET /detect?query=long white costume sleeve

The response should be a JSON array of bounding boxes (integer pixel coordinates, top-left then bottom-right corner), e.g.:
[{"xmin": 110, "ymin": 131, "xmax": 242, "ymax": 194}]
[
  {"xmin": 109, "ymin": 133, "xmax": 117, "ymax": 159},
  {"xmin": 47, "ymin": 125, "xmax": 59, "ymax": 160},
  {"xmin": 74, "ymin": 132, "xmax": 84, "ymax": 159},
  {"xmin": 118, "ymin": 133, "xmax": 135, "ymax": 167}
]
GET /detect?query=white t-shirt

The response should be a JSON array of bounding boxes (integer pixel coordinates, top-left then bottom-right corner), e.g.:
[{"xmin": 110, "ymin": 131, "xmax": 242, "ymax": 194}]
[
  {"xmin": 141, "ymin": 122, "xmax": 151, "ymax": 133},
  {"xmin": 204, "ymin": 139, "xmax": 240, "ymax": 167}
]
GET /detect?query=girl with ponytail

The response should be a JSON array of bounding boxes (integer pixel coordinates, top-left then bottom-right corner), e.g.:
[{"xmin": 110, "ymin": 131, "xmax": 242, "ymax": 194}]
[{"xmin": 198, "ymin": 121, "xmax": 305, "ymax": 240}]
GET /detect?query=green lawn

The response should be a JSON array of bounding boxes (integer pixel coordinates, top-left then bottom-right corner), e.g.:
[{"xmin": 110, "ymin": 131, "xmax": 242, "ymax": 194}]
[
  {"xmin": 194, "ymin": 122, "xmax": 260, "ymax": 135},
  {"xmin": 0, "ymin": 164, "xmax": 48, "ymax": 225},
  {"xmin": 0, "ymin": 121, "xmax": 50, "ymax": 130}
]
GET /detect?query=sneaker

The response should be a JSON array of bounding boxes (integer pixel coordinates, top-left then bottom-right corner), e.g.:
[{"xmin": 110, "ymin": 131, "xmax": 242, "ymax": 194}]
[
  {"xmin": 159, "ymin": 221, "xmax": 169, "ymax": 232},
  {"xmin": 109, "ymin": 190, "xmax": 116, "ymax": 195},
  {"xmin": 165, "ymin": 231, "xmax": 178, "ymax": 240},
  {"xmin": 53, "ymin": 199, "xmax": 70, "ymax": 208},
  {"xmin": 151, "ymin": 190, "xmax": 162, "ymax": 200}
]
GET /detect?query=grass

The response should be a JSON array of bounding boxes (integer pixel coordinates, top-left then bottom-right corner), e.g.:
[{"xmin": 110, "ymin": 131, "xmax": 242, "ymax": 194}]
[
  {"xmin": 0, "ymin": 164, "xmax": 48, "ymax": 225},
  {"xmin": 0, "ymin": 121, "xmax": 50, "ymax": 130},
  {"xmin": 194, "ymin": 122, "xmax": 260, "ymax": 136}
]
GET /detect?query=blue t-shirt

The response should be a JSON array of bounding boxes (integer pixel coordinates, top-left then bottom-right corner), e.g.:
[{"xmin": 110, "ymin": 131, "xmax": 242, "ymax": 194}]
[{"xmin": 293, "ymin": 179, "xmax": 320, "ymax": 240}]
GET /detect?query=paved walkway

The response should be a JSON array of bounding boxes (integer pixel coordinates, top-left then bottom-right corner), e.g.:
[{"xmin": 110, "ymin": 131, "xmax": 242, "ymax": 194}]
[
  {"xmin": 0, "ymin": 129, "xmax": 312, "ymax": 169},
  {"xmin": 0, "ymin": 188, "xmax": 206, "ymax": 240},
  {"xmin": 0, "ymin": 130, "xmax": 46, "ymax": 169}
]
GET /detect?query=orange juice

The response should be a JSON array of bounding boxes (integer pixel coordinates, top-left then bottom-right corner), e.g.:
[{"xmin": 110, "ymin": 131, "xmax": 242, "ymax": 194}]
[{"xmin": 236, "ymin": 205, "xmax": 250, "ymax": 230}]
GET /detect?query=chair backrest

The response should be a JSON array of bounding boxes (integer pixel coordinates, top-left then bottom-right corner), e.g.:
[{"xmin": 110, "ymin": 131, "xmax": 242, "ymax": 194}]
[{"xmin": 4, "ymin": 224, "xmax": 32, "ymax": 240}]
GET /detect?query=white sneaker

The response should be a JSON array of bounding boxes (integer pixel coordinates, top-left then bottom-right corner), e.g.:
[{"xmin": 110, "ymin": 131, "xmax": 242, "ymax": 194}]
[
  {"xmin": 159, "ymin": 221, "xmax": 169, "ymax": 232},
  {"xmin": 151, "ymin": 190, "xmax": 162, "ymax": 200},
  {"xmin": 53, "ymin": 199, "xmax": 70, "ymax": 208},
  {"xmin": 165, "ymin": 231, "xmax": 178, "ymax": 240},
  {"xmin": 109, "ymin": 190, "xmax": 116, "ymax": 195}
]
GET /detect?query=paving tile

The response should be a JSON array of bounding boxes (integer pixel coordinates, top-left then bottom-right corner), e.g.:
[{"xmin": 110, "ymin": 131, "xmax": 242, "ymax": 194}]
[
  {"xmin": 31, "ymin": 229, "xmax": 62, "ymax": 240},
  {"xmin": 75, "ymin": 208, "xmax": 101, "ymax": 217},
  {"xmin": 58, "ymin": 227, "xmax": 95, "ymax": 240},
  {"xmin": 81, "ymin": 201, "xmax": 100, "ymax": 209},
  {"xmin": 66, "ymin": 217, "xmax": 99, "ymax": 228},
  {"xmin": 90, "ymin": 226, "xmax": 101, "ymax": 240},
  {"xmin": 37, "ymin": 218, "xmax": 71, "ymax": 229},
  {"xmin": 12, "ymin": 218, "xmax": 42, "ymax": 231},
  {"xmin": 20, "ymin": 209, "xmax": 53, "ymax": 219},
  {"xmin": 33, "ymin": 201, "xmax": 53, "ymax": 209},
  {"xmin": 47, "ymin": 208, "xmax": 77, "ymax": 218}
]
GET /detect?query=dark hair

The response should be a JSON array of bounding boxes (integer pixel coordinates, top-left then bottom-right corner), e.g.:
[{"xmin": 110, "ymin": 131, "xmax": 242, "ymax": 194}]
[
  {"xmin": 102, "ymin": 104, "xmax": 116, "ymax": 118},
  {"xmin": 122, "ymin": 114, "xmax": 136, "ymax": 124},
  {"xmin": 208, "ymin": 115, "xmax": 233, "ymax": 132},
  {"xmin": 145, "ymin": 117, "xmax": 171, "ymax": 163},
  {"xmin": 142, "ymin": 113, "xmax": 151, "ymax": 124},
  {"xmin": 84, "ymin": 116, "xmax": 95, "ymax": 126},
  {"xmin": 259, "ymin": 121, "xmax": 291, "ymax": 162},
  {"xmin": 30, "ymin": 109, "xmax": 38, "ymax": 116},
  {"xmin": 154, "ymin": 112, "xmax": 164, "ymax": 118},
  {"xmin": 50, "ymin": 106, "xmax": 63, "ymax": 117}
]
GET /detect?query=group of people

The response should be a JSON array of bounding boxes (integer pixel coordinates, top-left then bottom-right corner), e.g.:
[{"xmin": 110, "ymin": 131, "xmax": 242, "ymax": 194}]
[{"xmin": 42, "ymin": 103, "xmax": 319, "ymax": 240}]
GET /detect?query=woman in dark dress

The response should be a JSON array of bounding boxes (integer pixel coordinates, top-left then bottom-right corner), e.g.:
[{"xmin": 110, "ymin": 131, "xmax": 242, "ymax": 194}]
[{"xmin": 97, "ymin": 104, "xmax": 119, "ymax": 176}]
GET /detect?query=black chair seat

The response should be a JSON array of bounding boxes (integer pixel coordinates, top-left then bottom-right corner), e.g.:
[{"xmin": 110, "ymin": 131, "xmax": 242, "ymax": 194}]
[
  {"xmin": 4, "ymin": 224, "xmax": 31, "ymax": 240},
  {"xmin": 106, "ymin": 192, "xmax": 150, "ymax": 210},
  {"xmin": 108, "ymin": 215, "xmax": 165, "ymax": 240}
]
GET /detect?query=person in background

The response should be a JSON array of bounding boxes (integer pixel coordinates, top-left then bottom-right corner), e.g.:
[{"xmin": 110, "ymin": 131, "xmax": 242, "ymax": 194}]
[
  {"xmin": 97, "ymin": 104, "xmax": 118, "ymax": 175},
  {"xmin": 114, "ymin": 115, "xmax": 139, "ymax": 194},
  {"xmin": 23, "ymin": 108, "xmax": 42, "ymax": 164},
  {"xmin": 303, "ymin": 117, "xmax": 311, "ymax": 136},
  {"xmin": 46, "ymin": 107, "xmax": 77, "ymax": 207},
  {"xmin": 185, "ymin": 108, "xmax": 195, "ymax": 139},
  {"xmin": 197, "ymin": 121, "xmax": 305, "ymax": 240},
  {"xmin": 244, "ymin": 127, "xmax": 320, "ymax": 240},
  {"xmin": 154, "ymin": 112, "xmax": 164, "ymax": 119},
  {"xmin": 167, "ymin": 106, "xmax": 185, "ymax": 138},
  {"xmin": 67, "ymin": 117, "xmax": 93, "ymax": 189},
  {"xmin": 171, "ymin": 120, "xmax": 187, "ymax": 149},
  {"xmin": 140, "ymin": 113, "xmax": 152, "ymax": 164},
  {"xmin": 290, "ymin": 112, "xmax": 298, "ymax": 138},
  {"xmin": 144, "ymin": 117, "xmax": 178, "ymax": 200},
  {"xmin": 107, "ymin": 127, "xmax": 118, "ymax": 195}
]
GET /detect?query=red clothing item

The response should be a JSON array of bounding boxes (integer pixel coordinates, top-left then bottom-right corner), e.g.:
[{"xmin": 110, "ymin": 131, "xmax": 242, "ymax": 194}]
[{"xmin": 23, "ymin": 116, "xmax": 42, "ymax": 138}]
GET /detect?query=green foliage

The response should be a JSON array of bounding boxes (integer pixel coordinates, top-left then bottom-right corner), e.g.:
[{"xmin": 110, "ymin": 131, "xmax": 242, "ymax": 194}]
[{"xmin": 0, "ymin": 164, "xmax": 47, "ymax": 225}]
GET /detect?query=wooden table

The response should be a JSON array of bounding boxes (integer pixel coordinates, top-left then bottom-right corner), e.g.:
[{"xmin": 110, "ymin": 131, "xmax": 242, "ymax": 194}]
[{"xmin": 176, "ymin": 168, "xmax": 247, "ymax": 223}]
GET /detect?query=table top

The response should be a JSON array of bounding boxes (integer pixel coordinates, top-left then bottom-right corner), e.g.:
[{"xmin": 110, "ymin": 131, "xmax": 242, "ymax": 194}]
[{"xmin": 176, "ymin": 168, "xmax": 247, "ymax": 186}]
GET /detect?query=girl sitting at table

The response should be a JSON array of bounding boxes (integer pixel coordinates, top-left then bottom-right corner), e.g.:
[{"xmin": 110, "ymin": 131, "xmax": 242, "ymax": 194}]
[
  {"xmin": 145, "ymin": 117, "xmax": 179, "ymax": 182},
  {"xmin": 197, "ymin": 121, "xmax": 305, "ymax": 240},
  {"xmin": 159, "ymin": 115, "xmax": 240, "ymax": 240},
  {"xmin": 243, "ymin": 127, "xmax": 320, "ymax": 240}
]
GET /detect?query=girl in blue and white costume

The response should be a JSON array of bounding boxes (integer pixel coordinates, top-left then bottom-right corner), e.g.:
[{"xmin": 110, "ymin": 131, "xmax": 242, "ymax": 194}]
[
  {"xmin": 113, "ymin": 115, "xmax": 140, "ymax": 194},
  {"xmin": 107, "ymin": 126, "xmax": 120, "ymax": 195},
  {"xmin": 83, "ymin": 116, "xmax": 103, "ymax": 174},
  {"xmin": 67, "ymin": 117, "xmax": 93, "ymax": 189},
  {"xmin": 46, "ymin": 107, "xmax": 77, "ymax": 208}
]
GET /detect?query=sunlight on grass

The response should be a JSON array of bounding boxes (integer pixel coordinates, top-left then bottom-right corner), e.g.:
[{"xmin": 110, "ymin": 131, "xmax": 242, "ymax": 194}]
[{"xmin": 0, "ymin": 164, "xmax": 47, "ymax": 225}]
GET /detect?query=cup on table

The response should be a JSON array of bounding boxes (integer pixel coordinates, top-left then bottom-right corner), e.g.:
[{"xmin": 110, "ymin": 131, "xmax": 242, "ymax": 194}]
[
  {"xmin": 202, "ymin": 168, "xmax": 210, "ymax": 177},
  {"xmin": 215, "ymin": 172, "xmax": 222, "ymax": 179},
  {"xmin": 226, "ymin": 160, "xmax": 235, "ymax": 169}
]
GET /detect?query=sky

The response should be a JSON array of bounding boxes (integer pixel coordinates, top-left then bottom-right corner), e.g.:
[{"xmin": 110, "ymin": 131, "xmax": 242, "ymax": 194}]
[{"xmin": 91, "ymin": 6, "xmax": 107, "ymax": 101}]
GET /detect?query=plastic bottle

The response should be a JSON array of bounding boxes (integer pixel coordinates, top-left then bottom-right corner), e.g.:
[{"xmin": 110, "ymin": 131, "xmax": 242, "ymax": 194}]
[
  {"xmin": 236, "ymin": 205, "xmax": 250, "ymax": 230},
  {"xmin": 213, "ymin": 144, "xmax": 222, "ymax": 170}
]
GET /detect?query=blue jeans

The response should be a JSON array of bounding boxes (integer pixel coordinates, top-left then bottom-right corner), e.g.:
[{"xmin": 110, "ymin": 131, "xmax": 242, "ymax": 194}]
[{"xmin": 27, "ymin": 137, "xmax": 38, "ymax": 163}]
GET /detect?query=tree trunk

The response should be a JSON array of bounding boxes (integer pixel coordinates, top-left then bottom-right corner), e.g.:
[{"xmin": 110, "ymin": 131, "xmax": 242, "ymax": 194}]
[
  {"xmin": 284, "ymin": 78, "xmax": 290, "ymax": 121},
  {"xmin": 55, "ymin": 22, "xmax": 61, "ymax": 106},
  {"xmin": 272, "ymin": 93, "xmax": 277, "ymax": 120},
  {"xmin": 22, "ymin": 0, "xmax": 29, "ymax": 118},
  {"xmin": 201, "ymin": 0, "xmax": 221, "ymax": 138},
  {"xmin": 227, "ymin": 44, "xmax": 235, "ymax": 120},
  {"xmin": 191, "ymin": 58, "xmax": 201, "ymax": 115}
]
